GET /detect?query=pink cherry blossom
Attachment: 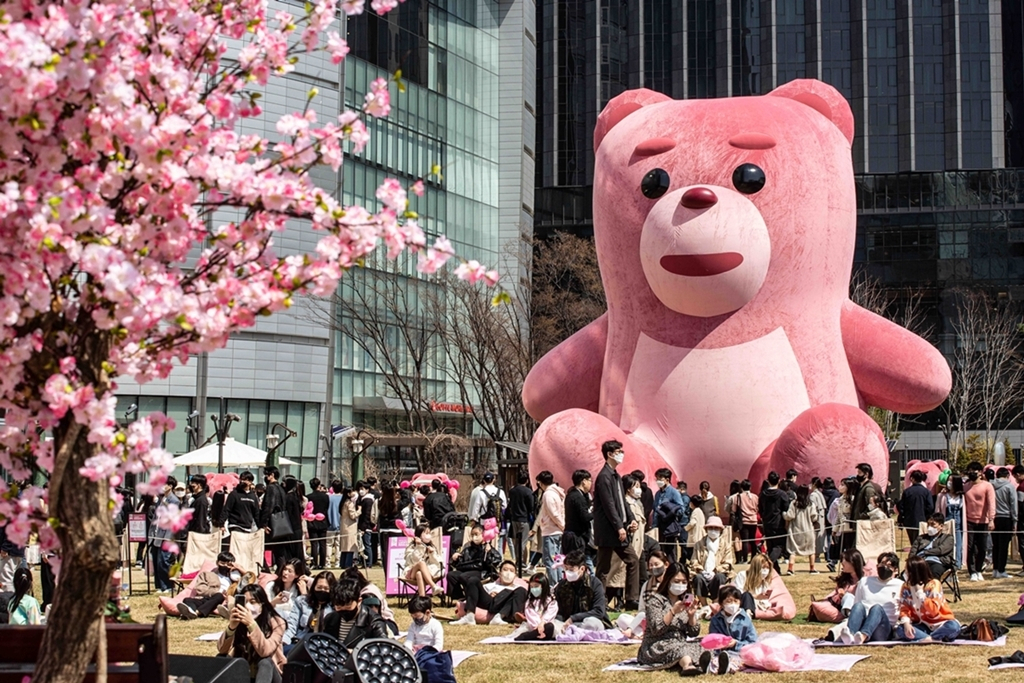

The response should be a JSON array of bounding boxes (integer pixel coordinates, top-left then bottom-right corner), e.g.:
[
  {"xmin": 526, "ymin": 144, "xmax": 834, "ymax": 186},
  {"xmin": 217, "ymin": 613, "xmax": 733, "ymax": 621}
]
[
  {"xmin": 155, "ymin": 503, "xmax": 194, "ymax": 534},
  {"xmin": 364, "ymin": 78, "xmax": 391, "ymax": 118},
  {"xmin": 327, "ymin": 32, "xmax": 350, "ymax": 64},
  {"xmin": 411, "ymin": 180, "xmax": 425, "ymax": 197}
]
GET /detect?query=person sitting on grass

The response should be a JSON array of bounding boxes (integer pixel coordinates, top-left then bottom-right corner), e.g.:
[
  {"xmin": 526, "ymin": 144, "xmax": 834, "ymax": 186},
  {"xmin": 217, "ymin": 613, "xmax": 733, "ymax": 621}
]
[
  {"xmin": 702, "ymin": 585, "xmax": 758, "ymax": 674},
  {"xmin": 404, "ymin": 524, "xmax": 443, "ymax": 598},
  {"xmin": 838, "ymin": 552, "xmax": 902, "ymax": 644},
  {"xmin": 177, "ymin": 552, "xmax": 240, "ymax": 620},
  {"xmin": 553, "ymin": 549, "xmax": 612, "ymax": 631},
  {"xmin": 620, "ymin": 549, "xmax": 670, "ymax": 638},
  {"xmin": 807, "ymin": 548, "xmax": 867, "ymax": 623},
  {"xmin": 7, "ymin": 567, "xmax": 42, "ymax": 625},
  {"xmin": 265, "ymin": 558, "xmax": 309, "ymax": 621},
  {"xmin": 321, "ymin": 580, "xmax": 389, "ymax": 648},
  {"xmin": 636, "ymin": 562, "xmax": 703, "ymax": 675},
  {"xmin": 895, "ymin": 555, "xmax": 961, "ymax": 642},
  {"xmin": 732, "ymin": 553, "xmax": 796, "ymax": 621},
  {"xmin": 451, "ymin": 559, "xmax": 528, "ymax": 626},
  {"xmin": 217, "ymin": 584, "xmax": 286, "ymax": 683},
  {"xmin": 688, "ymin": 516, "xmax": 734, "ymax": 606},
  {"xmin": 909, "ymin": 513, "xmax": 955, "ymax": 579},
  {"xmin": 406, "ymin": 596, "xmax": 444, "ymax": 653},
  {"xmin": 514, "ymin": 573, "xmax": 559, "ymax": 641}
]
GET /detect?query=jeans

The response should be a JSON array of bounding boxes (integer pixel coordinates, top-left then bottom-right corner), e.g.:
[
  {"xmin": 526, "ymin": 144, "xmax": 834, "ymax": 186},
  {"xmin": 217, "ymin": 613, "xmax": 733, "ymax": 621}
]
[
  {"xmin": 967, "ymin": 522, "xmax": 989, "ymax": 574},
  {"xmin": 362, "ymin": 530, "xmax": 377, "ymax": 566},
  {"xmin": 153, "ymin": 548, "xmax": 174, "ymax": 591},
  {"xmin": 508, "ymin": 522, "xmax": 531, "ymax": 574},
  {"xmin": 895, "ymin": 619, "xmax": 961, "ymax": 642},
  {"xmin": 847, "ymin": 603, "xmax": 892, "ymax": 642},
  {"xmin": 542, "ymin": 534, "xmax": 563, "ymax": 584},
  {"xmin": 992, "ymin": 517, "xmax": 1014, "ymax": 573}
]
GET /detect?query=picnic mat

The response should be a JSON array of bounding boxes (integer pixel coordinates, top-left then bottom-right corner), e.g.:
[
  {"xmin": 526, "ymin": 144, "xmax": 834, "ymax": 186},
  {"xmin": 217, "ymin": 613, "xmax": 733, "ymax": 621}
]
[
  {"xmin": 479, "ymin": 634, "xmax": 638, "ymax": 646},
  {"xmin": 603, "ymin": 654, "xmax": 869, "ymax": 673},
  {"xmin": 813, "ymin": 635, "xmax": 1008, "ymax": 648},
  {"xmin": 451, "ymin": 651, "xmax": 481, "ymax": 668}
]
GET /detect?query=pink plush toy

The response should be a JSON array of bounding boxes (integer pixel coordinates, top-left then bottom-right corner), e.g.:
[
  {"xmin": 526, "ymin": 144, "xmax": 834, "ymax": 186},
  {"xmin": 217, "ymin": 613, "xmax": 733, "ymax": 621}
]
[
  {"xmin": 700, "ymin": 633, "xmax": 734, "ymax": 650},
  {"xmin": 407, "ymin": 472, "xmax": 459, "ymax": 502},
  {"xmin": 740, "ymin": 633, "xmax": 815, "ymax": 672},
  {"xmin": 302, "ymin": 500, "xmax": 325, "ymax": 522},
  {"xmin": 904, "ymin": 459, "xmax": 950, "ymax": 492},
  {"xmin": 205, "ymin": 472, "xmax": 239, "ymax": 493},
  {"xmin": 522, "ymin": 80, "xmax": 951, "ymax": 495},
  {"xmin": 480, "ymin": 517, "xmax": 498, "ymax": 543}
]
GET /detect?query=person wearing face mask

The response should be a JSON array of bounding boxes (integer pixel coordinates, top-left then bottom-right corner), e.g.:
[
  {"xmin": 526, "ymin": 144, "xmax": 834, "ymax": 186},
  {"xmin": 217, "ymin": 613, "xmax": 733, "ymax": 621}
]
[
  {"xmin": 258, "ymin": 466, "xmax": 289, "ymax": 571},
  {"xmin": 704, "ymin": 585, "xmax": 758, "ymax": 674},
  {"xmin": 894, "ymin": 555, "xmax": 960, "ymax": 642},
  {"xmin": 909, "ymin": 513, "xmax": 954, "ymax": 579},
  {"xmin": 838, "ymin": 552, "xmax": 903, "ymax": 644},
  {"xmin": 606, "ymin": 474, "xmax": 647, "ymax": 609},
  {"xmin": 321, "ymin": 581, "xmax": 389, "ymax": 648},
  {"xmin": 453, "ymin": 560, "xmax": 529, "ymax": 626},
  {"xmin": 266, "ymin": 559, "xmax": 309, "ymax": 620},
  {"xmin": 593, "ymin": 440, "xmax": 641, "ymax": 611},
  {"xmin": 688, "ymin": 516, "xmax": 734, "ymax": 606},
  {"xmin": 851, "ymin": 463, "xmax": 884, "ymax": 521},
  {"xmin": 731, "ymin": 553, "xmax": 796, "ymax": 621},
  {"xmin": 652, "ymin": 469, "xmax": 685, "ymax": 561},
  {"xmin": 404, "ymin": 523, "xmax": 443, "ymax": 597},
  {"xmin": 535, "ymin": 470, "xmax": 566, "ymax": 585},
  {"xmin": 406, "ymin": 596, "xmax": 444, "ymax": 652},
  {"xmin": 217, "ymin": 584, "xmax": 286, "ymax": 683},
  {"xmin": 173, "ymin": 551, "xmax": 239, "ymax": 620},
  {"xmin": 618, "ymin": 550, "xmax": 672, "ymax": 638},
  {"xmin": 338, "ymin": 486, "xmax": 361, "ymax": 569},
  {"xmin": 282, "ymin": 571, "xmax": 336, "ymax": 655},
  {"xmin": 935, "ymin": 473, "xmax": 966, "ymax": 570},
  {"xmin": 553, "ymin": 549, "xmax": 612, "ymax": 631},
  {"xmin": 636, "ymin": 562, "xmax": 703, "ymax": 674},
  {"xmin": 515, "ymin": 573, "xmax": 559, "ymax": 640},
  {"xmin": 963, "ymin": 462, "xmax": 995, "ymax": 581},
  {"xmin": 447, "ymin": 523, "xmax": 502, "ymax": 614}
]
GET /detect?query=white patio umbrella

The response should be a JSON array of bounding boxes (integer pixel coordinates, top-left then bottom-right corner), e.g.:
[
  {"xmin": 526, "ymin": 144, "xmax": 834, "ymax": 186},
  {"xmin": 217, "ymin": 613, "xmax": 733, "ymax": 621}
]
[{"xmin": 172, "ymin": 437, "xmax": 299, "ymax": 468}]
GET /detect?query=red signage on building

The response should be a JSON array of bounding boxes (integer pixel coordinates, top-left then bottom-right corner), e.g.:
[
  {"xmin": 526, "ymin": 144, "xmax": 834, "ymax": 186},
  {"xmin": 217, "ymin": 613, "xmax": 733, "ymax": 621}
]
[{"xmin": 429, "ymin": 400, "xmax": 474, "ymax": 414}]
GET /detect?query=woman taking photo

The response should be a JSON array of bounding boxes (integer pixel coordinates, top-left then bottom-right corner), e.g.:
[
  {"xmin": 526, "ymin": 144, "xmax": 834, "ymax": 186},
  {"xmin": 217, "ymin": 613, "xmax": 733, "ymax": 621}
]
[
  {"xmin": 636, "ymin": 562, "xmax": 703, "ymax": 675},
  {"xmin": 217, "ymin": 584, "xmax": 286, "ymax": 683}
]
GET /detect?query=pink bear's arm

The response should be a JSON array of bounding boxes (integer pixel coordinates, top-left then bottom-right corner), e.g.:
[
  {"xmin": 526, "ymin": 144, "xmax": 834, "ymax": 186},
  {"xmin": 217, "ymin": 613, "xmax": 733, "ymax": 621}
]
[
  {"xmin": 841, "ymin": 301, "xmax": 951, "ymax": 414},
  {"xmin": 522, "ymin": 313, "xmax": 608, "ymax": 422}
]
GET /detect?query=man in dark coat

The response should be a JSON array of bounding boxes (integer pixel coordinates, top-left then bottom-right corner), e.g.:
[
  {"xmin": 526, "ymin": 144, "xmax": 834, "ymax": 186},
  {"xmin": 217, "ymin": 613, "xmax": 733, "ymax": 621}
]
[
  {"xmin": 307, "ymin": 477, "xmax": 331, "ymax": 570},
  {"xmin": 186, "ymin": 475, "xmax": 212, "ymax": 535},
  {"xmin": 563, "ymin": 469, "xmax": 594, "ymax": 563},
  {"xmin": 259, "ymin": 466, "xmax": 288, "ymax": 571},
  {"xmin": 592, "ymin": 440, "xmax": 639, "ymax": 609},
  {"xmin": 758, "ymin": 470, "xmax": 790, "ymax": 572},
  {"xmin": 910, "ymin": 513, "xmax": 955, "ymax": 578},
  {"xmin": 897, "ymin": 469, "xmax": 935, "ymax": 544},
  {"xmin": 506, "ymin": 472, "xmax": 534, "ymax": 576}
]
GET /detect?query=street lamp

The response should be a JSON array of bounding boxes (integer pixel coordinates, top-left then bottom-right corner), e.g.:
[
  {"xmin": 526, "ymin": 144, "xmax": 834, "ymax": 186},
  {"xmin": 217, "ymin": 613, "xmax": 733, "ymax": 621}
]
[
  {"xmin": 347, "ymin": 430, "xmax": 375, "ymax": 483},
  {"xmin": 265, "ymin": 423, "xmax": 297, "ymax": 469},
  {"xmin": 210, "ymin": 396, "xmax": 241, "ymax": 473},
  {"xmin": 184, "ymin": 410, "xmax": 201, "ymax": 451},
  {"xmin": 124, "ymin": 403, "xmax": 138, "ymax": 422}
]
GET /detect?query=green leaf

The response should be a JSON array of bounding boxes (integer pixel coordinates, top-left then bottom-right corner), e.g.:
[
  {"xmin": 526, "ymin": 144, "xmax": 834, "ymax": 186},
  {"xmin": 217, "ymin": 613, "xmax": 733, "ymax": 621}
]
[{"xmin": 491, "ymin": 291, "xmax": 512, "ymax": 306}]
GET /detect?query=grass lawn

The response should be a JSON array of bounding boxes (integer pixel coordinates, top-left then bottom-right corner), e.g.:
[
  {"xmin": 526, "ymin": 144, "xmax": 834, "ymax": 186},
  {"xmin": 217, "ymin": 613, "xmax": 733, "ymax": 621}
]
[{"xmin": 122, "ymin": 554, "xmax": 1024, "ymax": 682}]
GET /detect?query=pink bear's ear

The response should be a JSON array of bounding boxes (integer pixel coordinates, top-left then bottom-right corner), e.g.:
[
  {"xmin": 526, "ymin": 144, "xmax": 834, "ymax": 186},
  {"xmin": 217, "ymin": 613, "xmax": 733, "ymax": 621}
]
[
  {"xmin": 594, "ymin": 88, "xmax": 671, "ymax": 151},
  {"xmin": 768, "ymin": 79, "xmax": 854, "ymax": 145},
  {"xmin": 935, "ymin": 460, "xmax": 949, "ymax": 470}
]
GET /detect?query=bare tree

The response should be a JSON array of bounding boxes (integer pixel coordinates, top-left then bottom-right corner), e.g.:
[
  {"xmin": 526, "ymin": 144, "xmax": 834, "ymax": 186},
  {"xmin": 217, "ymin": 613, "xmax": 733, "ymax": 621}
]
[
  {"xmin": 943, "ymin": 289, "xmax": 1024, "ymax": 456},
  {"xmin": 849, "ymin": 270, "xmax": 932, "ymax": 439}
]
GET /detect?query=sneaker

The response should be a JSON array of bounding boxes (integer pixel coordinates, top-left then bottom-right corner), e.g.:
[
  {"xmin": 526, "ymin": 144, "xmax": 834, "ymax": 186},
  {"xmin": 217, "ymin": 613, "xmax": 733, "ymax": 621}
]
[
  {"xmin": 851, "ymin": 631, "xmax": 867, "ymax": 646},
  {"xmin": 838, "ymin": 625, "xmax": 853, "ymax": 644},
  {"xmin": 994, "ymin": 571, "xmax": 1009, "ymax": 579},
  {"xmin": 977, "ymin": 573, "xmax": 985, "ymax": 582},
  {"xmin": 716, "ymin": 651, "xmax": 730, "ymax": 675},
  {"xmin": 216, "ymin": 604, "xmax": 231, "ymax": 619},
  {"xmin": 451, "ymin": 613, "xmax": 477, "ymax": 626},
  {"xmin": 698, "ymin": 651, "xmax": 712, "ymax": 674},
  {"xmin": 177, "ymin": 603, "xmax": 198, "ymax": 620},
  {"xmin": 826, "ymin": 562, "xmax": 836, "ymax": 573},
  {"xmin": 809, "ymin": 570, "xmax": 820, "ymax": 575},
  {"xmin": 490, "ymin": 614, "xmax": 507, "ymax": 626}
]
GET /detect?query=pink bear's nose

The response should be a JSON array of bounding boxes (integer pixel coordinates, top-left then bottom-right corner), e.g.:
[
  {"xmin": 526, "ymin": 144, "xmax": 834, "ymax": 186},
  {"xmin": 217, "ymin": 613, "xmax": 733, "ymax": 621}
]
[{"xmin": 680, "ymin": 187, "xmax": 718, "ymax": 209}]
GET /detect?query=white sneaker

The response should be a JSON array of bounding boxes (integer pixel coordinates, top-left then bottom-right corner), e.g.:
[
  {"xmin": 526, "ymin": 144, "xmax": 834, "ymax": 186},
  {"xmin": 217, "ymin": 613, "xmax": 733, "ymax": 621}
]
[
  {"xmin": 451, "ymin": 613, "xmax": 477, "ymax": 626},
  {"xmin": 838, "ymin": 625, "xmax": 853, "ymax": 644},
  {"xmin": 994, "ymin": 571, "xmax": 1009, "ymax": 579},
  {"xmin": 490, "ymin": 614, "xmax": 507, "ymax": 626},
  {"xmin": 977, "ymin": 573, "xmax": 985, "ymax": 581}
]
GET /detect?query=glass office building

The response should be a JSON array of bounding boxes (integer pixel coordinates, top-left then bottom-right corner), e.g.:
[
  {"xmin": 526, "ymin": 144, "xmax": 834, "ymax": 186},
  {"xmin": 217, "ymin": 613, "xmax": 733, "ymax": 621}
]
[{"xmin": 118, "ymin": 0, "xmax": 536, "ymax": 480}]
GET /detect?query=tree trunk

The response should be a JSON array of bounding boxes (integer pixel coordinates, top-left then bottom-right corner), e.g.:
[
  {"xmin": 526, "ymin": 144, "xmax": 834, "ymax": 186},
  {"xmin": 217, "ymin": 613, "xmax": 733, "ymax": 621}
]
[{"xmin": 33, "ymin": 420, "xmax": 120, "ymax": 683}]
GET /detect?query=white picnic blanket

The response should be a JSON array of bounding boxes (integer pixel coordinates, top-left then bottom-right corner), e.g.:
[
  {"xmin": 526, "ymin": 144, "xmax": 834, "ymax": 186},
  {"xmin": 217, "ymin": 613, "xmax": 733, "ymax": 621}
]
[
  {"xmin": 479, "ymin": 634, "xmax": 637, "ymax": 646},
  {"xmin": 451, "ymin": 651, "xmax": 481, "ymax": 668},
  {"xmin": 812, "ymin": 635, "xmax": 1007, "ymax": 648},
  {"xmin": 604, "ymin": 654, "xmax": 869, "ymax": 673}
]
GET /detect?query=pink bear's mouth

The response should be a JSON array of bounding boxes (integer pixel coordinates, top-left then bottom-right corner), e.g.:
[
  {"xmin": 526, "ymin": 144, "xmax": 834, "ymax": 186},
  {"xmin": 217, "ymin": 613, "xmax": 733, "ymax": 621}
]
[{"xmin": 660, "ymin": 252, "xmax": 744, "ymax": 277}]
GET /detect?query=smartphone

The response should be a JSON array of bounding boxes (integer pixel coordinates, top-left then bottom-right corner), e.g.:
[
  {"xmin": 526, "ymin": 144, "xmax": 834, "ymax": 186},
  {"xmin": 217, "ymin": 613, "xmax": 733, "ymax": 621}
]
[
  {"xmin": 683, "ymin": 593, "xmax": 695, "ymax": 607},
  {"xmin": 235, "ymin": 595, "xmax": 246, "ymax": 608}
]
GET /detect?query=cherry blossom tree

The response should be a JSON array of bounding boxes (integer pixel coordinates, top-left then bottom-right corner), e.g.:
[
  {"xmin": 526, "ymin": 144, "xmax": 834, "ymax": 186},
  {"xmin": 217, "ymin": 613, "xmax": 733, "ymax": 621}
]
[{"xmin": 0, "ymin": 1, "xmax": 479, "ymax": 680}]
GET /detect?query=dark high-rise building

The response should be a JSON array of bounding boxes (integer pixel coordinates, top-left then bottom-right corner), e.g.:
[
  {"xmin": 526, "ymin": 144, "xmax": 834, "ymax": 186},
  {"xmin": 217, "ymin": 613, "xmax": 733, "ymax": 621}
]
[{"xmin": 534, "ymin": 0, "xmax": 1024, "ymax": 439}]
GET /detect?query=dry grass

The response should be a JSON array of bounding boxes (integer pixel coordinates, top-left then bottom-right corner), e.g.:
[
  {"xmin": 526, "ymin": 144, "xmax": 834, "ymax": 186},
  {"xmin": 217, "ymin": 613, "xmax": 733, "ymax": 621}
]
[{"xmin": 123, "ymin": 555, "xmax": 1024, "ymax": 682}]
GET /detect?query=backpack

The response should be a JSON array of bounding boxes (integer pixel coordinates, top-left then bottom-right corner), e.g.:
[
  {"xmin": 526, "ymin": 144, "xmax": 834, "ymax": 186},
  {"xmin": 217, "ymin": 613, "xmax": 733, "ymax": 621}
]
[
  {"xmin": 369, "ymin": 497, "xmax": 379, "ymax": 527},
  {"xmin": 482, "ymin": 489, "xmax": 503, "ymax": 523}
]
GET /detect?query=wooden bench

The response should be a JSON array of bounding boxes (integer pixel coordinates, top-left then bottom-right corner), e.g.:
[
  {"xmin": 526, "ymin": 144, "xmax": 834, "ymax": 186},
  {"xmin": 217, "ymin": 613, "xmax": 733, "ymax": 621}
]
[{"xmin": 0, "ymin": 614, "xmax": 168, "ymax": 683}]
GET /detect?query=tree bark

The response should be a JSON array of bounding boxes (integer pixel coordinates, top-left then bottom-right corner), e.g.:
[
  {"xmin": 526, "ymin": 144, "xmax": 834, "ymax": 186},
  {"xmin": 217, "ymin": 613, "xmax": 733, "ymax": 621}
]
[{"xmin": 33, "ymin": 418, "xmax": 120, "ymax": 683}]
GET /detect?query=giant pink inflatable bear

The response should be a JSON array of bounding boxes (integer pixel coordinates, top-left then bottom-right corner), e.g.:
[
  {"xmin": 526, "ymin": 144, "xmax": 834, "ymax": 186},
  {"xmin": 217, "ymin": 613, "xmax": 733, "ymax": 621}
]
[{"xmin": 523, "ymin": 80, "xmax": 951, "ymax": 495}]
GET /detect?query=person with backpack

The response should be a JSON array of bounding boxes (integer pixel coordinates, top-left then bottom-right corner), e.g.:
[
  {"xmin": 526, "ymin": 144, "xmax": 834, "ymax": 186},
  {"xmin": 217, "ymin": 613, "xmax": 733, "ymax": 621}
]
[
  {"xmin": 356, "ymin": 480, "xmax": 378, "ymax": 567},
  {"xmin": 469, "ymin": 472, "xmax": 507, "ymax": 526}
]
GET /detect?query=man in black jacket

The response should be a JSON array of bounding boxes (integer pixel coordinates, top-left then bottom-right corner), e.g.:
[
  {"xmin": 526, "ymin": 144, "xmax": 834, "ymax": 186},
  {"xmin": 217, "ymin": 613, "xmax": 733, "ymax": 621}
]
[
  {"xmin": 897, "ymin": 470, "xmax": 935, "ymax": 544},
  {"xmin": 506, "ymin": 473, "xmax": 534, "ymax": 576},
  {"xmin": 307, "ymin": 477, "xmax": 331, "ymax": 570},
  {"xmin": 593, "ymin": 440, "xmax": 639, "ymax": 610},
  {"xmin": 186, "ymin": 474, "xmax": 212, "ymax": 535},
  {"xmin": 758, "ymin": 471, "xmax": 790, "ymax": 572},
  {"xmin": 321, "ymin": 582, "xmax": 389, "ymax": 648},
  {"xmin": 423, "ymin": 479, "xmax": 455, "ymax": 530},
  {"xmin": 260, "ymin": 466, "xmax": 288, "ymax": 571},
  {"xmin": 909, "ymin": 513, "xmax": 955, "ymax": 578},
  {"xmin": 553, "ymin": 549, "xmax": 612, "ymax": 629},
  {"xmin": 446, "ymin": 523, "xmax": 501, "ymax": 603},
  {"xmin": 563, "ymin": 469, "xmax": 594, "ymax": 563}
]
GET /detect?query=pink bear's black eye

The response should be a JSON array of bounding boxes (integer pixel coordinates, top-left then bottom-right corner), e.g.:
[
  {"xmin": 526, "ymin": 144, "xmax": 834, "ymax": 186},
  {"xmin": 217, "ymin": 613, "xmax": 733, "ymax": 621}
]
[
  {"xmin": 640, "ymin": 168, "xmax": 671, "ymax": 199},
  {"xmin": 732, "ymin": 164, "xmax": 766, "ymax": 194}
]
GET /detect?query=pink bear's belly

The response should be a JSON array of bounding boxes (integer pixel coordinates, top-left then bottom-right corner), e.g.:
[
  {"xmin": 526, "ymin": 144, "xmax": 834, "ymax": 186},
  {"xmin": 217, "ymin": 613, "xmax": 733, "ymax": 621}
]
[{"xmin": 619, "ymin": 328, "xmax": 812, "ymax": 480}]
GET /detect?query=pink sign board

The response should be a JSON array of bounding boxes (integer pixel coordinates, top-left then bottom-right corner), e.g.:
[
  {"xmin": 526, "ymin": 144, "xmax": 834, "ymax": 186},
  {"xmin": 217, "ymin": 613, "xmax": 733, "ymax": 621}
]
[{"xmin": 385, "ymin": 535, "xmax": 450, "ymax": 596}]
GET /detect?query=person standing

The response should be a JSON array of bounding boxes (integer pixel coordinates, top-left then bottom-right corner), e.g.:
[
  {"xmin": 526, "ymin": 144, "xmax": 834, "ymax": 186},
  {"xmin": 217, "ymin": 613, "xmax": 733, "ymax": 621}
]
[
  {"xmin": 307, "ymin": 478, "xmax": 330, "ymax": 570},
  {"xmin": 676, "ymin": 481, "xmax": 692, "ymax": 562},
  {"xmin": 507, "ymin": 473, "xmax": 534, "ymax": 576},
  {"xmin": 281, "ymin": 477, "xmax": 305, "ymax": 565},
  {"xmin": 897, "ymin": 470, "xmax": 934, "ymax": 545},
  {"xmin": 631, "ymin": 470, "xmax": 655, "ymax": 530},
  {"xmin": 1014, "ymin": 466, "xmax": 1024, "ymax": 577},
  {"xmin": 851, "ymin": 463, "xmax": 884, "ymax": 521},
  {"xmin": 698, "ymin": 481, "xmax": 719, "ymax": 521},
  {"xmin": 149, "ymin": 477, "xmax": 180, "ymax": 593},
  {"xmin": 225, "ymin": 472, "xmax": 260, "ymax": 536},
  {"xmin": 964, "ymin": 463, "xmax": 995, "ymax": 582},
  {"xmin": 186, "ymin": 475, "xmax": 212, "ymax": 535},
  {"xmin": 783, "ymin": 485, "xmax": 819, "ymax": 574},
  {"xmin": 593, "ymin": 440, "xmax": 640, "ymax": 610},
  {"xmin": 326, "ymin": 480, "xmax": 344, "ymax": 567},
  {"xmin": 757, "ymin": 471, "xmax": 789, "ymax": 572},
  {"xmin": 819, "ymin": 478, "xmax": 841, "ymax": 570},
  {"xmin": 808, "ymin": 478, "xmax": 827, "ymax": 565},
  {"xmin": 991, "ymin": 467, "xmax": 1017, "ymax": 579},
  {"xmin": 653, "ymin": 468, "xmax": 685, "ymax": 561},
  {"xmin": 260, "ymin": 466, "xmax": 288, "ymax": 571},
  {"xmin": 536, "ymin": 470, "xmax": 566, "ymax": 584},
  {"xmin": 936, "ymin": 475, "xmax": 966, "ymax": 570},
  {"xmin": 735, "ymin": 480, "xmax": 760, "ymax": 565},
  {"xmin": 563, "ymin": 469, "xmax": 594, "ymax": 564},
  {"xmin": 357, "ymin": 480, "xmax": 378, "ymax": 567}
]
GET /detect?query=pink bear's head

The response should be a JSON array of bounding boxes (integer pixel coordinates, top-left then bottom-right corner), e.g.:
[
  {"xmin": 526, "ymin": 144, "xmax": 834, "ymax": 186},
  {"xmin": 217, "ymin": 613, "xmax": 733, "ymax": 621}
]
[
  {"xmin": 903, "ymin": 459, "xmax": 950, "ymax": 493},
  {"xmin": 593, "ymin": 79, "xmax": 856, "ymax": 342},
  {"xmin": 205, "ymin": 472, "xmax": 239, "ymax": 492}
]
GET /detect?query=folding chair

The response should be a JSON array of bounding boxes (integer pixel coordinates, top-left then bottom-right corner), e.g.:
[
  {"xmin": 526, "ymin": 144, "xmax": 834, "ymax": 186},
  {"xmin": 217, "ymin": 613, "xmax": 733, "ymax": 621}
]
[{"xmin": 917, "ymin": 520, "xmax": 961, "ymax": 602}]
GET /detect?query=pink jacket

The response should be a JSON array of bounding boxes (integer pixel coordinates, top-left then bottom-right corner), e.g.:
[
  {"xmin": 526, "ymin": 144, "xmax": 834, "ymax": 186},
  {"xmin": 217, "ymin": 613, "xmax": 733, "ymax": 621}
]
[
  {"xmin": 964, "ymin": 480, "xmax": 995, "ymax": 524},
  {"xmin": 525, "ymin": 597, "xmax": 559, "ymax": 629},
  {"xmin": 538, "ymin": 485, "xmax": 566, "ymax": 536}
]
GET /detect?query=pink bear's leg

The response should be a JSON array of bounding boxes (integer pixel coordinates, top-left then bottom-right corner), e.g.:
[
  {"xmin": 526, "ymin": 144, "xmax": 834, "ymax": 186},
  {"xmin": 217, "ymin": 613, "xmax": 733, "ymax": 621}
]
[
  {"xmin": 748, "ymin": 403, "xmax": 889, "ymax": 492},
  {"xmin": 529, "ymin": 409, "xmax": 667, "ymax": 488}
]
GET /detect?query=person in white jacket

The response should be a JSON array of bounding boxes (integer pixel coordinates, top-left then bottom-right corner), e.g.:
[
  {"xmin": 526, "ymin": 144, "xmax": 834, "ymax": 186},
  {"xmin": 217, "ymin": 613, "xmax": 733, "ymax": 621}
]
[{"xmin": 536, "ymin": 470, "xmax": 566, "ymax": 583}]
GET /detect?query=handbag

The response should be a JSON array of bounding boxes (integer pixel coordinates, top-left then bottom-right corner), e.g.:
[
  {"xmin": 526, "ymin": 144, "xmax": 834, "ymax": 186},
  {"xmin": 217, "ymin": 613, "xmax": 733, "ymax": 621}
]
[
  {"xmin": 959, "ymin": 618, "xmax": 1008, "ymax": 642},
  {"xmin": 270, "ymin": 510, "xmax": 294, "ymax": 540}
]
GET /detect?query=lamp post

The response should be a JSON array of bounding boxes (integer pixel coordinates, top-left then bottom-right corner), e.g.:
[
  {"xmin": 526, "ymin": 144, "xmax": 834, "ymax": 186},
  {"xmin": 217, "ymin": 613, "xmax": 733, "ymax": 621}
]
[
  {"xmin": 184, "ymin": 410, "xmax": 201, "ymax": 451},
  {"xmin": 347, "ymin": 430, "xmax": 375, "ymax": 484},
  {"xmin": 265, "ymin": 423, "xmax": 297, "ymax": 469},
  {"xmin": 210, "ymin": 396, "xmax": 240, "ymax": 473}
]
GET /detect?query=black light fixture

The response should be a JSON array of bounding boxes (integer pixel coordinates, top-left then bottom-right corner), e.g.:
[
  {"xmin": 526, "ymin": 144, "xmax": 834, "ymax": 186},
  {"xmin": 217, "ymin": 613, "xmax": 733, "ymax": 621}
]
[
  {"xmin": 343, "ymin": 638, "xmax": 420, "ymax": 683},
  {"xmin": 284, "ymin": 633, "xmax": 349, "ymax": 683}
]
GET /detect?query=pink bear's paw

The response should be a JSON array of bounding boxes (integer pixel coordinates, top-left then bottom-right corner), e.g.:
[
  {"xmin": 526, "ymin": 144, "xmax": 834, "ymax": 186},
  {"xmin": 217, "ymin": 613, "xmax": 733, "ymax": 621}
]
[
  {"xmin": 749, "ymin": 403, "xmax": 889, "ymax": 491},
  {"xmin": 529, "ymin": 409, "xmax": 668, "ymax": 488}
]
